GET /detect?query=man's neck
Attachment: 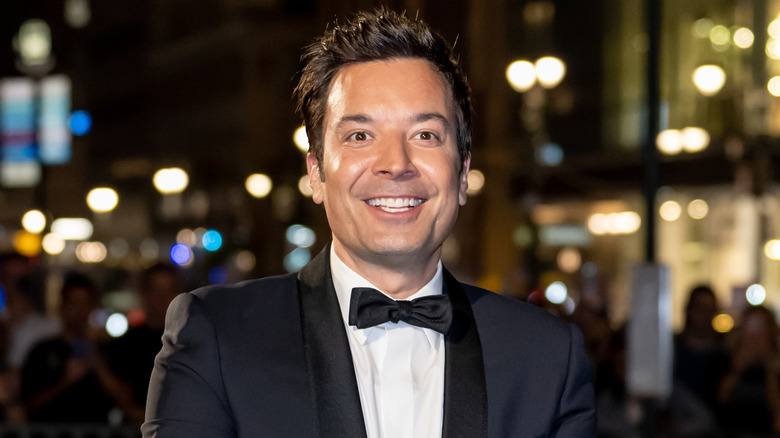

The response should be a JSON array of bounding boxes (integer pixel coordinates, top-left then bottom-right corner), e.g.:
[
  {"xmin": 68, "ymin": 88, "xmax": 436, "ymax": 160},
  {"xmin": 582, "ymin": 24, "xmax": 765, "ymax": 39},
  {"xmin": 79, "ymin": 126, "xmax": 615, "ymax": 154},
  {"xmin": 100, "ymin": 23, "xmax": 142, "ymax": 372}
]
[{"xmin": 332, "ymin": 242, "xmax": 440, "ymax": 300}]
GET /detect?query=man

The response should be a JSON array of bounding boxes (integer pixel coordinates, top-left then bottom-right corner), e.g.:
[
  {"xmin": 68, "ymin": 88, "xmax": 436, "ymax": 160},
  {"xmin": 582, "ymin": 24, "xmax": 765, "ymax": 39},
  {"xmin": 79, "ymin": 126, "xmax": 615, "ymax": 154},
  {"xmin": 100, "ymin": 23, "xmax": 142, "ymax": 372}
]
[{"xmin": 144, "ymin": 8, "xmax": 595, "ymax": 437}]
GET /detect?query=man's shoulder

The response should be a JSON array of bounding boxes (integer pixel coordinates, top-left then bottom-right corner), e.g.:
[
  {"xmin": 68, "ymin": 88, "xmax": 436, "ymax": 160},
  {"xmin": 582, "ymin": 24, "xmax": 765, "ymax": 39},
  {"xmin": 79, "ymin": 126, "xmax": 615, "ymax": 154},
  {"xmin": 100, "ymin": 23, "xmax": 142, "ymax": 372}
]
[{"xmin": 460, "ymin": 283, "xmax": 574, "ymax": 337}]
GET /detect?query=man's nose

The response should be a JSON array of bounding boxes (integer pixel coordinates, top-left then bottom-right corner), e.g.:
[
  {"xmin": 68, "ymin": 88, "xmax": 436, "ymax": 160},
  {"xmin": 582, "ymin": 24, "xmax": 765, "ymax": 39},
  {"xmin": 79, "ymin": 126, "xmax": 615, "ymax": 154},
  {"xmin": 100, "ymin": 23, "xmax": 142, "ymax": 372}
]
[{"xmin": 371, "ymin": 137, "xmax": 417, "ymax": 179}]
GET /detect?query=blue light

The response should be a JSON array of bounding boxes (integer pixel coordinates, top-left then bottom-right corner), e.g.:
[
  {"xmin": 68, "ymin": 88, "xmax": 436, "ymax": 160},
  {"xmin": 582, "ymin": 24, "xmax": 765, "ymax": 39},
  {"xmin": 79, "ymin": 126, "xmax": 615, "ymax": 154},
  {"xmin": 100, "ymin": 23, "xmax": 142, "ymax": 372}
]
[
  {"xmin": 68, "ymin": 110, "xmax": 92, "ymax": 136},
  {"xmin": 202, "ymin": 230, "xmax": 223, "ymax": 251},
  {"xmin": 283, "ymin": 247, "xmax": 311, "ymax": 273},
  {"xmin": 170, "ymin": 243, "xmax": 192, "ymax": 265},
  {"xmin": 536, "ymin": 143, "xmax": 564, "ymax": 166},
  {"xmin": 0, "ymin": 286, "xmax": 6, "ymax": 311},
  {"xmin": 209, "ymin": 267, "xmax": 228, "ymax": 285}
]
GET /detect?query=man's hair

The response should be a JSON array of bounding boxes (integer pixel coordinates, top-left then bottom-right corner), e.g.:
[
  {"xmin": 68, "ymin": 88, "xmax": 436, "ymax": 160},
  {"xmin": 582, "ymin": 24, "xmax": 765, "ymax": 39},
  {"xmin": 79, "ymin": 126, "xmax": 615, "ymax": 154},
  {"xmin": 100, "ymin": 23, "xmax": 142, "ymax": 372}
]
[{"xmin": 294, "ymin": 8, "xmax": 472, "ymax": 176}]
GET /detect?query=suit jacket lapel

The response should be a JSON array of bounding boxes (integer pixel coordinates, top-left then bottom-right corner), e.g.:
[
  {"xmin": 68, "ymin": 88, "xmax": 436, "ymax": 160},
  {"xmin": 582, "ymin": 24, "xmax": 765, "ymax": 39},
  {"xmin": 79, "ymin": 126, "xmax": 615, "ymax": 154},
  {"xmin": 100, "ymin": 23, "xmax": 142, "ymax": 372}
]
[
  {"xmin": 442, "ymin": 268, "xmax": 488, "ymax": 438},
  {"xmin": 298, "ymin": 245, "xmax": 368, "ymax": 438}
]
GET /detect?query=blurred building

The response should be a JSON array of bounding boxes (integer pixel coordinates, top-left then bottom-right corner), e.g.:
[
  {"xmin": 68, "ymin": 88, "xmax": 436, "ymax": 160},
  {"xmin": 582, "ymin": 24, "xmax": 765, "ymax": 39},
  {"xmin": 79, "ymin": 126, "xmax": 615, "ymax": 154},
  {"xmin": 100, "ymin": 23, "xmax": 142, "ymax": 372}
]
[{"xmin": 0, "ymin": 0, "xmax": 778, "ymax": 332}]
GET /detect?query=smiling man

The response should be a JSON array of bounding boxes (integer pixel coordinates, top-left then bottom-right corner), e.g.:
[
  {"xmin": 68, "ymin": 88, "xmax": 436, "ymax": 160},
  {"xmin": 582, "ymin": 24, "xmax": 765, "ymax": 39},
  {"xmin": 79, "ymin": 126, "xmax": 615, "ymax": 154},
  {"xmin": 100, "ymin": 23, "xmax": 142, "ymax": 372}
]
[{"xmin": 143, "ymin": 8, "xmax": 596, "ymax": 438}]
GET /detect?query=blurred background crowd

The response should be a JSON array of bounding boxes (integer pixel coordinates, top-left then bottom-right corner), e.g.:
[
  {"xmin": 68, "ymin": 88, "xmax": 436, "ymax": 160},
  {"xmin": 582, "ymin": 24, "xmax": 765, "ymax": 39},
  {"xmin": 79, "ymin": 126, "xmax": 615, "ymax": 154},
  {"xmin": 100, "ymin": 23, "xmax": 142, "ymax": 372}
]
[{"xmin": 2, "ymin": 0, "xmax": 780, "ymax": 436}]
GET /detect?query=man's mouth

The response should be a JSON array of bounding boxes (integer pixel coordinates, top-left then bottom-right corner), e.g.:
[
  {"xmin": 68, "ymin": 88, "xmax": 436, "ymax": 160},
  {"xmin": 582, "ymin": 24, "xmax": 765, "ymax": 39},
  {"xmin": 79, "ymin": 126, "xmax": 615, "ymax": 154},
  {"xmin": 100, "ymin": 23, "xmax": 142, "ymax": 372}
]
[{"xmin": 366, "ymin": 197, "xmax": 424, "ymax": 213}]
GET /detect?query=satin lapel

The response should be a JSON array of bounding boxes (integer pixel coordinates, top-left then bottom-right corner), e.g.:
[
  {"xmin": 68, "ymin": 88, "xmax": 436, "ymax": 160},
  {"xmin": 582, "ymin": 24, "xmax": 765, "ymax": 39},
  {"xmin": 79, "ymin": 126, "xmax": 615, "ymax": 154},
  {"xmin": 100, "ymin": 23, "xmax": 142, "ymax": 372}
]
[
  {"xmin": 298, "ymin": 245, "xmax": 368, "ymax": 438},
  {"xmin": 442, "ymin": 268, "xmax": 488, "ymax": 438}
]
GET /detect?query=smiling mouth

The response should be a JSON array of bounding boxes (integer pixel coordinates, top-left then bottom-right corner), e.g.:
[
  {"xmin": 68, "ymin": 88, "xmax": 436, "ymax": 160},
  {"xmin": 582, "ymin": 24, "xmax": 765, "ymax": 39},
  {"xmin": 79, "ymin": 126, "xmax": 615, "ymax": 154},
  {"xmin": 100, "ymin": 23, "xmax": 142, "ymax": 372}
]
[{"xmin": 366, "ymin": 197, "xmax": 424, "ymax": 213}]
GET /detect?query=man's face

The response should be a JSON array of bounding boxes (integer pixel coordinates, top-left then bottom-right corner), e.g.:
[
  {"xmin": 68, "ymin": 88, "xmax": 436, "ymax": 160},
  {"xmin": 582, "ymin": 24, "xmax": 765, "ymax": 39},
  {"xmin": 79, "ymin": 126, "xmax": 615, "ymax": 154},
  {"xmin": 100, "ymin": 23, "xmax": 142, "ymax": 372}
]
[{"xmin": 307, "ymin": 58, "xmax": 469, "ymax": 268}]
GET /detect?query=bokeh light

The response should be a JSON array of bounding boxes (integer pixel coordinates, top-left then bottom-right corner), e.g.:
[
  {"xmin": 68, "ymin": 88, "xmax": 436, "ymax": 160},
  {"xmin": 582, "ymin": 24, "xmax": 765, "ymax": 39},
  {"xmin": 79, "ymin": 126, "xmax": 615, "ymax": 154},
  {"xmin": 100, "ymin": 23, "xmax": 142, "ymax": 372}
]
[
  {"xmin": 733, "ymin": 27, "xmax": 754, "ymax": 48},
  {"xmin": 202, "ymin": 230, "xmax": 223, "ymax": 251},
  {"xmin": 764, "ymin": 240, "xmax": 780, "ymax": 260},
  {"xmin": 692, "ymin": 65, "xmax": 726, "ymax": 96},
  {"xmin": 659, "ymin": 200, "xmax": 682, "ymax": 221},
  {"xmin": 176, "ymin": 228, "xmax": 197, "ymax": 247},
  {"xmin": 770, "ymin": 17, "xmax": 780, "ymax": 39},
  {"xmin": 286, "ymin": 224, "xmax": 316, "ymax": 248},
  {"xmin": 13, "ymin": 231, "xmax": 41, "ymax": 257},
  {"xmin": 708, "ymin": 25, "xmax": 730, "ymax": 46},
  {"xmin": 588, "ymin": 212, "xmax": 641, "ymax": 235},
  {"xmin": 535, "ymin": 56, "xmax": 566, "ymax": 88},
  {"xmin": 768, "ymin": 76, "xmax": 780, "ymax": 97},
  {"xmin": 69, "ymin": 110, "xmax": 92, "ymax": 135},
  {"xmin": 51, "ymin": 218, "xmax": 93, "ymax": 240},
  {"xmin": 235, "ymin": 250, "xmax": 256, "ymax": 272},
  {"xmin": 766, "ymin": 39, "xmax": 780, "ymax": 59},
  {"xmin": 86, "ymin": 187, "xmax": 119, "ymax": 213},
  {"xmin": 557, "ymin": 247, "xmax": 582, "ymax": 273},
  {"xmin": 75, "ymin": 241, "xmax": 107, "ymax": 263},
  {"xmin": 687, "ymin": 199, "xmax": 709, "ymax": 219},
  {"xmin": 153, "ymin": 167, "xmax": 189, "ymax": 194},
  {"xmin": 284, "ymin": 247, "xmax": 311, "ymax": 273},
  {"xmin": 298, "ymin": 175, "xmax": 313, "ymax": 197},
  {"xmin": 681, "ymin": 127, "xmax": 710, "ymax": 152},
  {"xmin": 42, "ymin": 233, "xmax": 65, "ymax": 255},
  {"xmin": 22, "ymin": 210, "xmax": 46, "ymax": 234},
  {"xmin": 293, "ymin": 126, "xmax": 309, "ymax": 153},
  {"xmin": 545, "ymin": 281, "xmax": 568, "ymax": 304},
  {"xmin": 746, "ymin": 284, "xmax": 766, "ymax": 306},
  {"xmin": 506, "ymin": 60, "xmax": 536, "ymax": 92},
  {"xmin": 536, "ymin": 143, "xmax": 564, "ymax": 166},
  {"xmin": 106, "ymin": 313, "xmax": 129, "ymax": 337},
  {"xmin": 692, "ymin": 18, "xmax": 714, "ymax": 39},
  {"xmin": 245, "ymin": 173, "xmax": 272, "ymax": 198},
  {"xmin": 170, "ymin": 243, "xmax": 192, "ymax": 265},
  {"xmin": 656, "ymin": 129, "xmax": 683, "ymax": 155},
  {"xmin": 466, "ymin": 169, "xmax": 485, "ymax": 196},
  {"xmin": 712, "ymin": 313, "xmax": 734, "ymax": 333}
]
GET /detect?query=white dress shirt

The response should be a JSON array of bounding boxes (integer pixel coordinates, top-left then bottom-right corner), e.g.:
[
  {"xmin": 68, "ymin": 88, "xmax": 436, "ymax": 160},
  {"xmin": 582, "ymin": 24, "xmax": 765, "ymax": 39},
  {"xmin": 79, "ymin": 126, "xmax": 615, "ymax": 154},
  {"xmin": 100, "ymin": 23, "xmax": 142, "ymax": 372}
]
[{"xmin": 330, "ymin": 247, "xmax": 445, "ymax": 438}]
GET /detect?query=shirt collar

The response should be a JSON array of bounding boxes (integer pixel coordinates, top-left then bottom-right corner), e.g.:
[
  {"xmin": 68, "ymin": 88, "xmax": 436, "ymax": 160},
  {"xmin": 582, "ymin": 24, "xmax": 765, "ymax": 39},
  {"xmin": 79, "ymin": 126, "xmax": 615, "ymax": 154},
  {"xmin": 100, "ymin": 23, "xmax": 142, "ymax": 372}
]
[{"xmin": 330, "ymin": 245, "xmax": 444, "ymax": 348}]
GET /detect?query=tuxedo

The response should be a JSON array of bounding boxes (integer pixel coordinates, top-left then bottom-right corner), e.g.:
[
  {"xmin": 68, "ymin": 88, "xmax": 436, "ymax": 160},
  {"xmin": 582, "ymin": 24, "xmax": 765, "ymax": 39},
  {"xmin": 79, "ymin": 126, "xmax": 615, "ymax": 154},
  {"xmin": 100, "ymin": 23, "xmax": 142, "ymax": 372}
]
[{"xmin": 143, "ymin": 246, "xmax": 596, "ymax": 437}]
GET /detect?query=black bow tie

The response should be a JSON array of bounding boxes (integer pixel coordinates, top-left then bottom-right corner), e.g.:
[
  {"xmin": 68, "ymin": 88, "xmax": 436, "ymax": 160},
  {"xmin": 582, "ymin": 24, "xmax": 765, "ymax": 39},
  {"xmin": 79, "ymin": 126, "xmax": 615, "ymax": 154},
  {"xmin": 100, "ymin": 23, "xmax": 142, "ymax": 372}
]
[{"xmin": 348, "ymin": 287, "xmax": 453, "ymax": 335}]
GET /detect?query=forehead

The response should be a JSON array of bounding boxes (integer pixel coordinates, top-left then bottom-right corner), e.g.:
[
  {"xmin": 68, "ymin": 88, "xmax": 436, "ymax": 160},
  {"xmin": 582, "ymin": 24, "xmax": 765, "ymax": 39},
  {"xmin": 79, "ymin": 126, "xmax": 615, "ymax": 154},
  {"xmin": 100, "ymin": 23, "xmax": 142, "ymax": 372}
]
[{"xmin": 325, "ymin": 58, "xmax": 452, "ymax": 118}]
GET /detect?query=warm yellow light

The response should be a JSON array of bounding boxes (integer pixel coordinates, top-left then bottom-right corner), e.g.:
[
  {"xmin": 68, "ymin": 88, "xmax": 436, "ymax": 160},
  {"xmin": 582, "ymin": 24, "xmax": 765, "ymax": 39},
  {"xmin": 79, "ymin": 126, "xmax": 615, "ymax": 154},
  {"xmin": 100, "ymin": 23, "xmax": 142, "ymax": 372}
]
[
  {"xmin": 681, "ymin": 127, "xmax": 710, "ymax": 152},
  {"xmin": 293, "ymin": 126, "xmax": 309, "ymax": 153},
  {"xmin": 712, "ymin": 313, "xmax": 734, "ymax": 333},
  {"xmin": 659, "ymin": 200, "xmax": 682, "ymax": 221},
  {"xmin": 733, "ymin": 27, "xmax": 754, "ymax": 48},
  {"xmin": 609, "ymin": 211, "xmax": 641, "ymax": 234},
  {"xmin": 235, "ymin": 250, "xmax": 256, "ymax": 272},
  {"xmin": 767, "ymin": 39, "xmax": 780, "ymax": 59},
  {"xmin": 86, "ymin": 187, "xmax": 118, "ymax": 213},
  {"xmin": 692, "ymin": 18, "xmax": 714, "ymax": 39},
  {"xmin": 557, "ymin": 247, "xmax": 582, "ymax": 273},
  {"xmin": 75, "ymin": 241, "xmax": 107, "ymax": 263},
  {"xmin": 22, "ymin": 209, "xmax": 46, "ymax": 234},
  {"xmin": 298, "ymin": 175, "xmax": 313, "ymax": 197},
  {"xmin": 708, "ymin": 25, "xmax": 730, "ymax": 46},
  {"xmin": 42, "ymin": 233, "xmax": 65, "ymax": 255},
  {"xmin": 51, "ymin": 217, "xmax": 93, "ymax": 240},
  {"xmin": 687, "ymin": 199, "xmax": 709, "ymax": 219},
  {"xmin": 765, "ymin": 239, "xmax": 780, "ymax": 260},
  {"xmin": 768, "ymin": 77, "xmax": 780, "ymax": 97},
  {"xmin": 13, "ymin": 231, "xmax": 41, "ymax": 257},
  {"xmin": 176, "ymin": 228, "xmax": 197, "ymax": 247},
  {"xmin": 466, "ymin": 169, "xmax": 485, "ymax": 196},
  {"xmin": 16, "ymin": 19, "xmax": 51, "ymax": 66},
  {"xmin": 506, "ymin": 60, "xmax": 536, "ymax": 92},
  {"xmin": 692, "ymin": 65, "xmax": 726, "ymax": 96},
  {"xmin": 153, "ymin": 167, "xmax": 189, "ymax": 194},
  {"xmin": 588, "ymin": 213, "xmax": 609, "ymax": 235},
  {"xmin": 535, "ymin": 57, "xmax": 566, "ymax": 89},
  {"xmin": 770, "ymin": 18, "xmax": 780, "ymax": 39},
  {"xmin": 656, "ymin": 129, "xmax": 683, "ymax": 155},
  {"xmin": 245, "ymin": 173, "xmax": 273, "ymax": 198}
]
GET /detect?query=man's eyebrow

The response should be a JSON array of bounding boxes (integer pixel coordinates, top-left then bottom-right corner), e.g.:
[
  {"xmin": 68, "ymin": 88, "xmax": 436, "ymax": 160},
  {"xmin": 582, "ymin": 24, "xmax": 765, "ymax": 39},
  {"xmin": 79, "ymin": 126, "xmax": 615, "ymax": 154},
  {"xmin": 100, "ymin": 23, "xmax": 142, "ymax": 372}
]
[
  {"xmin": 337, "ymin": 114, "xmax": 372, "ymax": 126},
  {"xmin": 415, "ymin": 112, "xmax": 450, "ymax": 128}
]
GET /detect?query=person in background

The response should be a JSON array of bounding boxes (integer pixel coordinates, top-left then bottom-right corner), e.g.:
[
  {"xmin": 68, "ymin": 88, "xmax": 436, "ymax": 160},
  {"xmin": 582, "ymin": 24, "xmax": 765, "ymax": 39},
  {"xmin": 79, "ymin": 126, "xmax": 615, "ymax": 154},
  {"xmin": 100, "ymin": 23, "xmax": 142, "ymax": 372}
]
[
  {"xmin": 672, "ymin": 285, "xmax": 728, "ymax": 432},
  {"xmin": 19, "ymin": 272, "xmax": 122, "ymax": 423},
  {"xmin": 107, "ymin": 263, "xmax": 183, "ymax": 423},
  {"xmin": 0, "ymin": 253, "xmax": 60, "ymax": 423},
  {"xmin": 718, "ymin": 305, "xmax": 780, "ymax": 436}
]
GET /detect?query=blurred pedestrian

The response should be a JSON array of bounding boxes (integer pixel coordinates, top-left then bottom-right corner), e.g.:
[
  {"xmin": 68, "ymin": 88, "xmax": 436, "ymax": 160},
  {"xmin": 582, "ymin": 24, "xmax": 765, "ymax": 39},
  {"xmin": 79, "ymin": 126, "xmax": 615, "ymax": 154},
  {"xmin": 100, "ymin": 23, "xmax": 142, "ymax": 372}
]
[
  {"xmin": 718, "ymin": 305, "xmax": 780, "ymax": 436},
  {"xmin": 19, "ymin": 272, "xmax": 118, "ymax": 423},
  {"xmin": 106, "ymin": 263, "xmax": 183, "ymax": 423}
]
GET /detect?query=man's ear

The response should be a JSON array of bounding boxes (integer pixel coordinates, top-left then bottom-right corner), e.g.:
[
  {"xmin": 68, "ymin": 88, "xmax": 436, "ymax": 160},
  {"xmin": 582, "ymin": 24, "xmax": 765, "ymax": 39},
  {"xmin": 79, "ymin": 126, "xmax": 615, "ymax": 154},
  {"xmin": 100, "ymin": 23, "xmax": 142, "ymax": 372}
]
[
  {"xmin": 306, "ymin": 153, "xmax": 324, "ymax": 205},
  {"xmin": 458, "ymin": 153, "xmax": 471, "ymax": 206}
]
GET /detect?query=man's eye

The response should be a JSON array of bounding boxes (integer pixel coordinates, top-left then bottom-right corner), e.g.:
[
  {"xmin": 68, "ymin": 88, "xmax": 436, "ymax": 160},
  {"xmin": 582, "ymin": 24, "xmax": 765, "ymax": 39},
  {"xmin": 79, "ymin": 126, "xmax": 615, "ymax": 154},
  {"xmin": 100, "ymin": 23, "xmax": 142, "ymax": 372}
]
[
  {"xmin": 349, "ymin": 132, "xmax": 370, "ymax": 141},
  {"xmin": 416, "ymin": 131, "xmax": 438, "ymax": 141}
]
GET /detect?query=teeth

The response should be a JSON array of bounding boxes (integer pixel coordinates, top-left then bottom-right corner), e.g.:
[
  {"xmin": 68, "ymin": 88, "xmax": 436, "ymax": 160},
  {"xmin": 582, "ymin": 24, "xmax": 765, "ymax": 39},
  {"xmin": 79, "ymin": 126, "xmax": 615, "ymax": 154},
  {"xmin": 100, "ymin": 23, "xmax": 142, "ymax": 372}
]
[{"xmin": 367, "ymin": 198, "xmax": 423, "ymax": 212}]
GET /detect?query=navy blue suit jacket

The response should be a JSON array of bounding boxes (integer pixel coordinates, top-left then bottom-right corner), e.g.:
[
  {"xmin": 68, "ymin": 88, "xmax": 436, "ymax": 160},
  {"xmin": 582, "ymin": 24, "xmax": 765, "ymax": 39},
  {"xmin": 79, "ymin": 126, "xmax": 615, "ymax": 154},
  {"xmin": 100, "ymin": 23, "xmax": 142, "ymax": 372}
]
[{"xmin": 143, "ymin": 246, "xmax": 596, "ymax": 437}]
